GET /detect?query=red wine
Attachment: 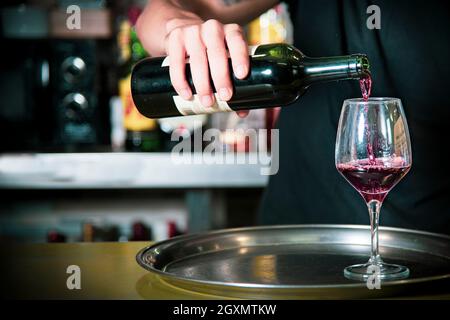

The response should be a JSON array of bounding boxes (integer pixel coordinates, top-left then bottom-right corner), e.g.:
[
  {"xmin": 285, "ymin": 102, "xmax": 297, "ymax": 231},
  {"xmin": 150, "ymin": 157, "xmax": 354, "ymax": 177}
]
[
  {"xmin": 359, "ymin": 74, "xmax": 376, "ymax": 163},
  {"xmin": 337, "ymin": 158, "xmax": 410, "ymax": 203},
  {"xmin": 359, "ymin": 75, "xmax": 372, "ymax": 101},
  {"xmin": 131, "ymin": 43, "xmax": 370, "ymax": 118}
]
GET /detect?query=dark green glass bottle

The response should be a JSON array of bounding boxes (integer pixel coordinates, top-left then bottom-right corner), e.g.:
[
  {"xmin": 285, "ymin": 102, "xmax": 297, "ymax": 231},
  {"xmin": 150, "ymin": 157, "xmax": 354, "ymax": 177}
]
[
  {"xmin": 131, "ymin": 43, "xmax": 370, "ymax": 118},
  {"xmin": 120, "ymin": 24, "xmax": 161, "ymax": 152}
]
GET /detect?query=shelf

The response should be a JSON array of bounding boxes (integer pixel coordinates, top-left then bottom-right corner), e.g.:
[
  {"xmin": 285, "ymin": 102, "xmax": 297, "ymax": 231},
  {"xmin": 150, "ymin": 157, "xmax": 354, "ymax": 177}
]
[{"xmin": 0, "ymin": 153, "xmax": 269, "ymax": 189}]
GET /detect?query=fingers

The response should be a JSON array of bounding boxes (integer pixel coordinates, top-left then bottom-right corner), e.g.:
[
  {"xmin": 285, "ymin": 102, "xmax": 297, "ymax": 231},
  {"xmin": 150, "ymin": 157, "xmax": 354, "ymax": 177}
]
[
  {"xmin": 165, "ymin": 20, "xmax": 249, "ymax": 108},
  {"xmin": 165, "ymin": 28, "xmax": 191, "ymax": 100},
  {"xmin": 184, "ymin": 25, "xmax": 215, "ymax": 107},
  {"xmin": 201, "ymin": 19, "xmax": 233, "ymax": 101},
  {"xmin": 224, "ymin": 23, "xmax": 249, "ymax": 80}
]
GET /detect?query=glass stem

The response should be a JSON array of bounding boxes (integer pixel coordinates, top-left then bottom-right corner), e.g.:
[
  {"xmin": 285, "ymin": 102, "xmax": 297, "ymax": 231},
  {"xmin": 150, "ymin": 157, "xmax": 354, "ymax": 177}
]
[{"xmin": 367, "ymin": 199, "xmax": 382, "ymax": 265}]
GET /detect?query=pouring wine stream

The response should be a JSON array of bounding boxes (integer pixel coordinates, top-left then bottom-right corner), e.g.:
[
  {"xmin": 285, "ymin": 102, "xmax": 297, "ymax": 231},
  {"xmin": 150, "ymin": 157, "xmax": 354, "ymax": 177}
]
[{"xmin": 360, "ymin": 75, "xmax": 376, "ymax": 164}]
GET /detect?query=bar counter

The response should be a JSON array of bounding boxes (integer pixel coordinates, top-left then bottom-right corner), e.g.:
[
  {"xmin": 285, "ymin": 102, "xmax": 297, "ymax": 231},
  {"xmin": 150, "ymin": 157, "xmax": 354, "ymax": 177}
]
[
  {"xmin": 1, "ymin": 242, "xmax": 449, "ymax": 300},
  {"xmin": 0, "ymin": 242, "xmax": 217, "ymax": 299}
]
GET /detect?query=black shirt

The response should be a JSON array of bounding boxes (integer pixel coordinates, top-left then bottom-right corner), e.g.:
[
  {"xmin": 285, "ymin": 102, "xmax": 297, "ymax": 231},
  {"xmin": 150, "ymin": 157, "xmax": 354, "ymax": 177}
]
[{"xmin": 260, "ymin": 0, "xmax": 450, "ymax": 234}]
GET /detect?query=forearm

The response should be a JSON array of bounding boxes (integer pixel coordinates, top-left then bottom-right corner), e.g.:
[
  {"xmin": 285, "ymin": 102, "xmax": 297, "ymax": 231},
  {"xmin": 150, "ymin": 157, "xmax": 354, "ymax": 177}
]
[
  {"xmin": 194, "ymin": 0, "xmax": 280, "ymax": 24},
  {"xmin": 136, "ymin": 0, "xmax": 279, "ymax": 56},
  {"xmin": 136, "ymin": 0, "xmax": 191, "ymax": 56}
]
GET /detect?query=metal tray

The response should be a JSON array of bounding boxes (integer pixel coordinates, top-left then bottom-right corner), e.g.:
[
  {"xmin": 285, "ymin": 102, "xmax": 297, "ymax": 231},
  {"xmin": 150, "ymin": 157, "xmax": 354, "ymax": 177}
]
[{"xmin": 136, "ymin": 225, "xmax": 450, "ymax": 299}]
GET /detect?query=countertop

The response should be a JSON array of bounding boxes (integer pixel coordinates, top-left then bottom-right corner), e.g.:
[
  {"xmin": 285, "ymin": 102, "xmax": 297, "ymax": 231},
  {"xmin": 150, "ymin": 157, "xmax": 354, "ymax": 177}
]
[
  {"xmin": 0, "ymin": 242, "xmax": 221, "ymax": 299},
  {"xmin": 1, "ymin": 242, "xmax": 449, "ymax": 300}
]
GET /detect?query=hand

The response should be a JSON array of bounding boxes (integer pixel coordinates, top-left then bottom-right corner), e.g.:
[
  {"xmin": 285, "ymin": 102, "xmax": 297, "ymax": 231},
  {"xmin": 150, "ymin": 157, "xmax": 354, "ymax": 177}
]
[{"xmin": 164, "ymin": 18, "xmax": 250, "ymax": 111}]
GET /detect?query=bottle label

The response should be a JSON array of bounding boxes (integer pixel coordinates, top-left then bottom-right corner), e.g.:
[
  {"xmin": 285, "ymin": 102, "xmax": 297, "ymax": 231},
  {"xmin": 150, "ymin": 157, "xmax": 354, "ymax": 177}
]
[{"xmin": 173, "ymin": 93, "xmax": 232, "ymax": 115}]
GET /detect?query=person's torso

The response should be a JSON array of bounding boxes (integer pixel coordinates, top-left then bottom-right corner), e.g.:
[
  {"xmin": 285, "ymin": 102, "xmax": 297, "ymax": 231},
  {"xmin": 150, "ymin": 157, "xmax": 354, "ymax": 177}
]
[{"xmin": 260, "ymin": 0, "xmax": 450, "ymax": 233}]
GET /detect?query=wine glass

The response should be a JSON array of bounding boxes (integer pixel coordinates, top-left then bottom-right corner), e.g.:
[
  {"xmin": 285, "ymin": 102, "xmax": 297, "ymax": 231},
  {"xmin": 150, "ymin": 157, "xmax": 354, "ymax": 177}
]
[{"xmin": 335, "ymin": 97, "xmax": 412, "ymax": 281}]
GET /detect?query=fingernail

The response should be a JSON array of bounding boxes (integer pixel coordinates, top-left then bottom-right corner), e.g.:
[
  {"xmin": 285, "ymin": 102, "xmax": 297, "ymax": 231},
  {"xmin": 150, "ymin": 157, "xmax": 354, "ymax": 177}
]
[
  {"xmin": 237, "ymin": 111, "xmax": 249, "ymax": 118},
  {"xmin": 235, "ymin": 65, "xmax": 247, "ymax": 78},
  {"xmin": 219, "ymin": 88, "xmax": 231, "ymax": 101},
  {"xmin": 180, "ymin": 88, "xmax": 191, "ymax": 99},
  {"xmin": 201, "ymin": 95, "xmax": 214, "ymax": 107}
]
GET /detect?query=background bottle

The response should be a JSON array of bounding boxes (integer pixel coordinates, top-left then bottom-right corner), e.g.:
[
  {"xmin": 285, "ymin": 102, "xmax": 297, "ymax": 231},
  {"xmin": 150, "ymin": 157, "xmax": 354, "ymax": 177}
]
[
  {"xmin": 47, "ymin": 230, "xmax": 66, "ymax": 243},
  {"xmin": 167, "ymin": 221, "xmax": 183, "ymax": 238},
  {"xmin": 129, "ymin": 221, "xmax": 152, "ymax": 241},
  {"xmin": 131, "ymin": 43, "xmax": 370, "ymax": 119},
  {"xmin": 118, "ymin": 6, "xmax": 160, "ymax": 151}
]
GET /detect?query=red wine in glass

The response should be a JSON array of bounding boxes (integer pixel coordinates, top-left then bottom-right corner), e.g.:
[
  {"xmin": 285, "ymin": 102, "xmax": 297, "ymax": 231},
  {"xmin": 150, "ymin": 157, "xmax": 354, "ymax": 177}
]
[
  {"xmin": 341, "ymin": 76, "xmax": 410, "ymax": 202},
  {"xmin": 337, "ymin": 159, "xmax": 411, "ymax": 203},
  {"xmin": 335, "ymin": 97, "xmax": 412, "ymax": 281}
]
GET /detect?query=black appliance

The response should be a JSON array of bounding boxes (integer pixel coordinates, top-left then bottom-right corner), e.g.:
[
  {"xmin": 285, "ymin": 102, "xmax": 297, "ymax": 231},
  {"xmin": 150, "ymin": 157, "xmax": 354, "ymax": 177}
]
[
  {"xmin": 0, "ymin": 38, "xmax": 110, "ymax": 151},
  {"xmin": 51, "ymin": 40, "xmax": 98, "ymax": 146}
]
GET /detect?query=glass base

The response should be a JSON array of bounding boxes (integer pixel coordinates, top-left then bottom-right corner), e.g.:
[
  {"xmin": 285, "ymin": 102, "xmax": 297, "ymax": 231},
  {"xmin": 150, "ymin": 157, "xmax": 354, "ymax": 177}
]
[{"xmin": 344, "ymin": 261, "xmax": 410, "ymax": 281}]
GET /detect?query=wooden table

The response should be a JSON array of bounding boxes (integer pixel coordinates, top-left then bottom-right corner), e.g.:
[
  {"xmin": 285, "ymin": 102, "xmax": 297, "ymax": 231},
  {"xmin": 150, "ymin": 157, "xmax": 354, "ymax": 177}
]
[{"xmin": 1, "ymin": 242, "xmax": 449, "ymax": 300}]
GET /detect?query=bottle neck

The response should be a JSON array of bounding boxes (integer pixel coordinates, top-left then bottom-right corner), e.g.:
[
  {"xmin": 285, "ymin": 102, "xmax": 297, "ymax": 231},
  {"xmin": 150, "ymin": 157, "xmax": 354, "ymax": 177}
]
[{"xmin": 302, "ymin": 54, "xmax": 370, "ymax": 84}]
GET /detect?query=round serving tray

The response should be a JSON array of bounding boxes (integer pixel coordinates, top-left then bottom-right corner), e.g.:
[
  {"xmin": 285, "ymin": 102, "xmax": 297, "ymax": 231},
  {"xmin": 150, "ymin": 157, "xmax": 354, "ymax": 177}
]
[{"xmin": 136, "ymin": 225, "xmax": 450, "ymax": 299}]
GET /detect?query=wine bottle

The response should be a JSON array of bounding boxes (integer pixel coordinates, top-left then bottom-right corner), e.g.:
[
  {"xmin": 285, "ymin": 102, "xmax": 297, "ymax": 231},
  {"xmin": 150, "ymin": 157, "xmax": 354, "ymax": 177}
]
[
  {"xmin": 129, "ymin": 221, "xmax": 152, "ymax": 241},
  {"xmin": 131, "ymin": 43, "xmax": 370, "ymax": 118},
  {"xmin": 47, "ymin": 230, "xmax": 67, "ymax": 243}
]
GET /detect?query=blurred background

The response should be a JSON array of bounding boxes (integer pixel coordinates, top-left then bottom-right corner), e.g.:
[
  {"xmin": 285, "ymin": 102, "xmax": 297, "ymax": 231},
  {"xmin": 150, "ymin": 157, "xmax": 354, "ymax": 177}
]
[{"xmin": 0, "ymin": 0, "xmax": 292, "ymax": 243}]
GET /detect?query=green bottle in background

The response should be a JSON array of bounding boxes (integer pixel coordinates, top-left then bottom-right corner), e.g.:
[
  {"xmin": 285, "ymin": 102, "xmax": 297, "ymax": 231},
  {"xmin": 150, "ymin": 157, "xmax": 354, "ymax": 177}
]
[{"xmin": 118, "ymin": 7, "xmax": 160, "ymax": 152}]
